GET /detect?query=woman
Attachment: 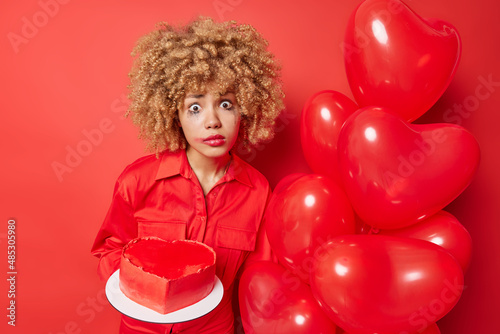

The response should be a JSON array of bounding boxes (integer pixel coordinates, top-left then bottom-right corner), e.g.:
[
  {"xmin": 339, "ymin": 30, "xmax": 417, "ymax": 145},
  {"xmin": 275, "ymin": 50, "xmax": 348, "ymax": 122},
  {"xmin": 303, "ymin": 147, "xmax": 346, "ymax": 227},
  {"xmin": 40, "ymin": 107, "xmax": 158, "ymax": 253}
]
[{"xmin": 91, "ymin": 16, "xmax": 284, "ymax": 333}]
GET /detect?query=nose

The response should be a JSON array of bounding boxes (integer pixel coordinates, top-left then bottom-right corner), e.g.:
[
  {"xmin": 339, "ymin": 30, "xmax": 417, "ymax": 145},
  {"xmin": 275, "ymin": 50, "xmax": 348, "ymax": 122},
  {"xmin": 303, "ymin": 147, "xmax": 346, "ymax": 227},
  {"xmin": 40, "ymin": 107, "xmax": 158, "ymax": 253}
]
[{"xmin": 204, "ymin": 105, "xmax": 221, "ymax": 129}]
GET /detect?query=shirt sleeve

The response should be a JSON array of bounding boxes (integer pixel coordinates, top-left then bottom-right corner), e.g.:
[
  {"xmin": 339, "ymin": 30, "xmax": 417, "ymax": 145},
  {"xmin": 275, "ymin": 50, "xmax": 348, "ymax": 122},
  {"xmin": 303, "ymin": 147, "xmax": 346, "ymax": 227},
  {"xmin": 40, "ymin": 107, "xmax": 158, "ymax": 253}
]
[{"xmin": 90, "ymin": 179, "xmax": 137, "ymax": 281}]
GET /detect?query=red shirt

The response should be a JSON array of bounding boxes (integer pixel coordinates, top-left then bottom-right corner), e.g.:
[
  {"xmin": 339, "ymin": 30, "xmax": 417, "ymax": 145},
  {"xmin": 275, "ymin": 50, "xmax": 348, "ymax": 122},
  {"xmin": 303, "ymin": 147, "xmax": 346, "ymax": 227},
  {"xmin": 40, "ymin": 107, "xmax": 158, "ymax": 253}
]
[{"xmin": 91, "ymin": 150, "xmax": 272, "ymax": 334}]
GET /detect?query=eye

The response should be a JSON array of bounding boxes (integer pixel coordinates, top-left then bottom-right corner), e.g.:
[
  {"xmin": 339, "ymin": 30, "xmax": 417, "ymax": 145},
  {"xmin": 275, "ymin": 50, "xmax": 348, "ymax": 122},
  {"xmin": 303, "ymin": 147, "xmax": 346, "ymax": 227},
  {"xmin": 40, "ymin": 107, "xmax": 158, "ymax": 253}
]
[
  {"xmin": 220, "ymin": 100, "xmax": 233, "ymax": 110},
  {"xmin": 188, "ymin": 103, "xmax": 201, "ymax": 113}
]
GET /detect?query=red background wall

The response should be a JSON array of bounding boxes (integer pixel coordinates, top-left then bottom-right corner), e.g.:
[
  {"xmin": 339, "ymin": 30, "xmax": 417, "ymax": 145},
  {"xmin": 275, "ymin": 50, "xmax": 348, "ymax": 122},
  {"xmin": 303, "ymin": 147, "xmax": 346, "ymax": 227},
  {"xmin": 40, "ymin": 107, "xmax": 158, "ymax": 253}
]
[{"xmin": 1, "ymin": 0, "xmax": 498, "ymax": 333}]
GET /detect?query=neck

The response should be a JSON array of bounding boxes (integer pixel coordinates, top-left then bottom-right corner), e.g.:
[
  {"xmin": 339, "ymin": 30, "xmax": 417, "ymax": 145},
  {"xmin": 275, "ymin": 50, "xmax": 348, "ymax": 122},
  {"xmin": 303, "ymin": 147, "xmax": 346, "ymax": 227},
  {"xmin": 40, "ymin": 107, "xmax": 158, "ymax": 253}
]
[{"xmin": 185, "ymin": 147, "xmax": 231, "ymax": 183}]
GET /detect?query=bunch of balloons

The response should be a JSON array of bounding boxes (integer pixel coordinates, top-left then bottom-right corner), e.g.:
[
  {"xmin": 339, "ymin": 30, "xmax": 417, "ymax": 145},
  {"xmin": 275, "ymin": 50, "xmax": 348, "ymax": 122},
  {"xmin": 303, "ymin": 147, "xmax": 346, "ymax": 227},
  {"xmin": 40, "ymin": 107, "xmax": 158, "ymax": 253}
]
[{"xmin": 239, "ymin": 0, "xmax": 480, "ymax": 333}]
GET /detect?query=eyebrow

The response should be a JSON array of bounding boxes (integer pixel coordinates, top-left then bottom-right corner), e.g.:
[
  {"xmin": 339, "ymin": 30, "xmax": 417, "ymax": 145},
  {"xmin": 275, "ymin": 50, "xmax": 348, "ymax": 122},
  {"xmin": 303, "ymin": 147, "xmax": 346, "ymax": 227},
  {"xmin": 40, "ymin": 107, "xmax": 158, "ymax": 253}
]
[
  {"xmin": 185, "ymin": 94, "xmax": 204, "ymax": 99},
  {"xmin": 186, "ymin": 91, "xmax": 236, "ymax": 98}
]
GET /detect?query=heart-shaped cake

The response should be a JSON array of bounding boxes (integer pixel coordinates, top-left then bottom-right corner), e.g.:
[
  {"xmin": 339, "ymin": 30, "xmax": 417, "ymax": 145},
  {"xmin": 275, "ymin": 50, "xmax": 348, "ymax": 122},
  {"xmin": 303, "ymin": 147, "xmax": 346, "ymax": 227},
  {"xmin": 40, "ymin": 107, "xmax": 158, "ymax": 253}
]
[{"xmin": 119, "ymin": 237, "xmax": 216, "ymax": 314}]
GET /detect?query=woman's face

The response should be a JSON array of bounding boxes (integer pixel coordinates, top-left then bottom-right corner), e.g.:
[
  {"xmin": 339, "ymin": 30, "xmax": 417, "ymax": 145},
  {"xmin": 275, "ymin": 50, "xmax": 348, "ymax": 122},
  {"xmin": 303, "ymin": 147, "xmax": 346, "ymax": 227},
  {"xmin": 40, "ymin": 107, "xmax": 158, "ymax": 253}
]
[{"xmin": 179, "ymin": 89, "xmax": 241, "ymax": 160}]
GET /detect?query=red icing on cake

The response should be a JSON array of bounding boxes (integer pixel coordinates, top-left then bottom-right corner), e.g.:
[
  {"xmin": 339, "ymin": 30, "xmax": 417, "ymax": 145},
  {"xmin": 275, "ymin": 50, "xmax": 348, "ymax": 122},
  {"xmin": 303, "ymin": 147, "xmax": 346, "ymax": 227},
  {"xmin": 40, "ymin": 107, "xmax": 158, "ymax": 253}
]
[{"xmin": 119, "ymin": 237, "xmax": 216, "ymax": 314}]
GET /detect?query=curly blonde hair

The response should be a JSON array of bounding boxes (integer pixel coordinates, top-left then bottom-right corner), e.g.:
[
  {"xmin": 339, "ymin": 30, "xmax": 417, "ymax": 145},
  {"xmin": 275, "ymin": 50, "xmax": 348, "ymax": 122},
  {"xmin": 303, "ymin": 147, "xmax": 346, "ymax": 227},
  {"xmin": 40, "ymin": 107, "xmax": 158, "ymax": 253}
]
[{"xmin": 126, "ymin": 16, "xmax": 285, "ymax": 154}]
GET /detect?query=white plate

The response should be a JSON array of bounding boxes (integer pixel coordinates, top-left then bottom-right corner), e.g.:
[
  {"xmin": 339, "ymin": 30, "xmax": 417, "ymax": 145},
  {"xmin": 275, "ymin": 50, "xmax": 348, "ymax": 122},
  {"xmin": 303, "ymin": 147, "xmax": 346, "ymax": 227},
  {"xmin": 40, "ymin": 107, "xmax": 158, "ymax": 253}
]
[{"xmin": 105, "ymin": 269, "xmax": 224, "ymax": 323}]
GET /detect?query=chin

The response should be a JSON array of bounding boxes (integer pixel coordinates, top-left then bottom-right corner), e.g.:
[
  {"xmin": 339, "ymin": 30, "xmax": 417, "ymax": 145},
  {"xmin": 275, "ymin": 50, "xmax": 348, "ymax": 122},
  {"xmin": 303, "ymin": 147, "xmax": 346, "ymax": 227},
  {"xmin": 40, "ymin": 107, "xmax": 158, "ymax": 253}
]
[{"xmin": 198, "ymin": 146, "xmax": 232, "ymax": 159}]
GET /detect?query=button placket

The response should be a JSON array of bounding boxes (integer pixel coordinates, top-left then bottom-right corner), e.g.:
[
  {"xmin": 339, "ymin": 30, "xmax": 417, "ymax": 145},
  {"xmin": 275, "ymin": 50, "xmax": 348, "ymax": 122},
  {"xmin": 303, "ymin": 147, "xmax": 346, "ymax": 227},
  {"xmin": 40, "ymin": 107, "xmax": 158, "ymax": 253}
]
[{"xmin": 192, "ymin": 177, "xmax": 208, "ymax": 242}]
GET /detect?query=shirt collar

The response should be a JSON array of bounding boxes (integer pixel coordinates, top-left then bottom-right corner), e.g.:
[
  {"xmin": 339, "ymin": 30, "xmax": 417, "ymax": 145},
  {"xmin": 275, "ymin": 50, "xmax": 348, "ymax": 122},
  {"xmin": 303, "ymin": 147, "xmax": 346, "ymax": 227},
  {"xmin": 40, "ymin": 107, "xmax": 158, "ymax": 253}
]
[
  {"xmin": 155, "ymin": 150, "xmax": 190, "ymax": 180},
  {"xmin": 227, "ymin": 153, "xmax": 254, "ymax": 188},
  {"xmin": 155, "ymin": 149, "xmax": 253, "ymax": 188}
]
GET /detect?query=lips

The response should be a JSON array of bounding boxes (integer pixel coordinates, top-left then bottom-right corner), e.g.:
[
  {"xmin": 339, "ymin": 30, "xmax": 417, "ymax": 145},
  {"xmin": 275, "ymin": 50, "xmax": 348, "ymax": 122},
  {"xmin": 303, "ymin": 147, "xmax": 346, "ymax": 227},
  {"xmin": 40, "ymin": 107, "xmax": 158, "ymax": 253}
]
[{"xmin": 202, "ymin": 134, "xmax": 226, "ymax": 147}]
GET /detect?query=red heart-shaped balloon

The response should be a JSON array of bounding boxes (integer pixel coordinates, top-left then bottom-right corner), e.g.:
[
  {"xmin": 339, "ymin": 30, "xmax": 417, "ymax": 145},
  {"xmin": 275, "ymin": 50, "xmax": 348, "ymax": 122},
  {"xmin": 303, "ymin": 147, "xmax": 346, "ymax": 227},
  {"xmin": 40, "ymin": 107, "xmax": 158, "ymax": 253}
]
[
  {"xmin": 338, "ymin": 107, "xmax": 480, "ymax": 229},
  {"xmin": 342, "ymin": 322, "xmax": 441, "ymax": 334},
  {"xmin": 418, "ymin": 323, "xmax": 441, "ymax": 334},
  {"xmin": 344, "ymin": 0, "xmax": 461, "ymax": 121},
  {"xmin": 265, "ymin": 174, "xmax": 355, "ymax": 282},
  {"xmin": 239, "ymin": 261, "xmax": 337, "ymax": 334},
  {"xmin": 300, "ymin": 91, "xmax": 358, "ymax": 183},
  {"xmin": 310, "ymin": 235, "xmax": 463, "ymax": 334},
  {"xmin": 379, "ymin": 210, "xmax": 472, "ymax": 272},
  {"xmin": 272, "ymin": 172, "xmax": 307, "ymax": 196}
]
